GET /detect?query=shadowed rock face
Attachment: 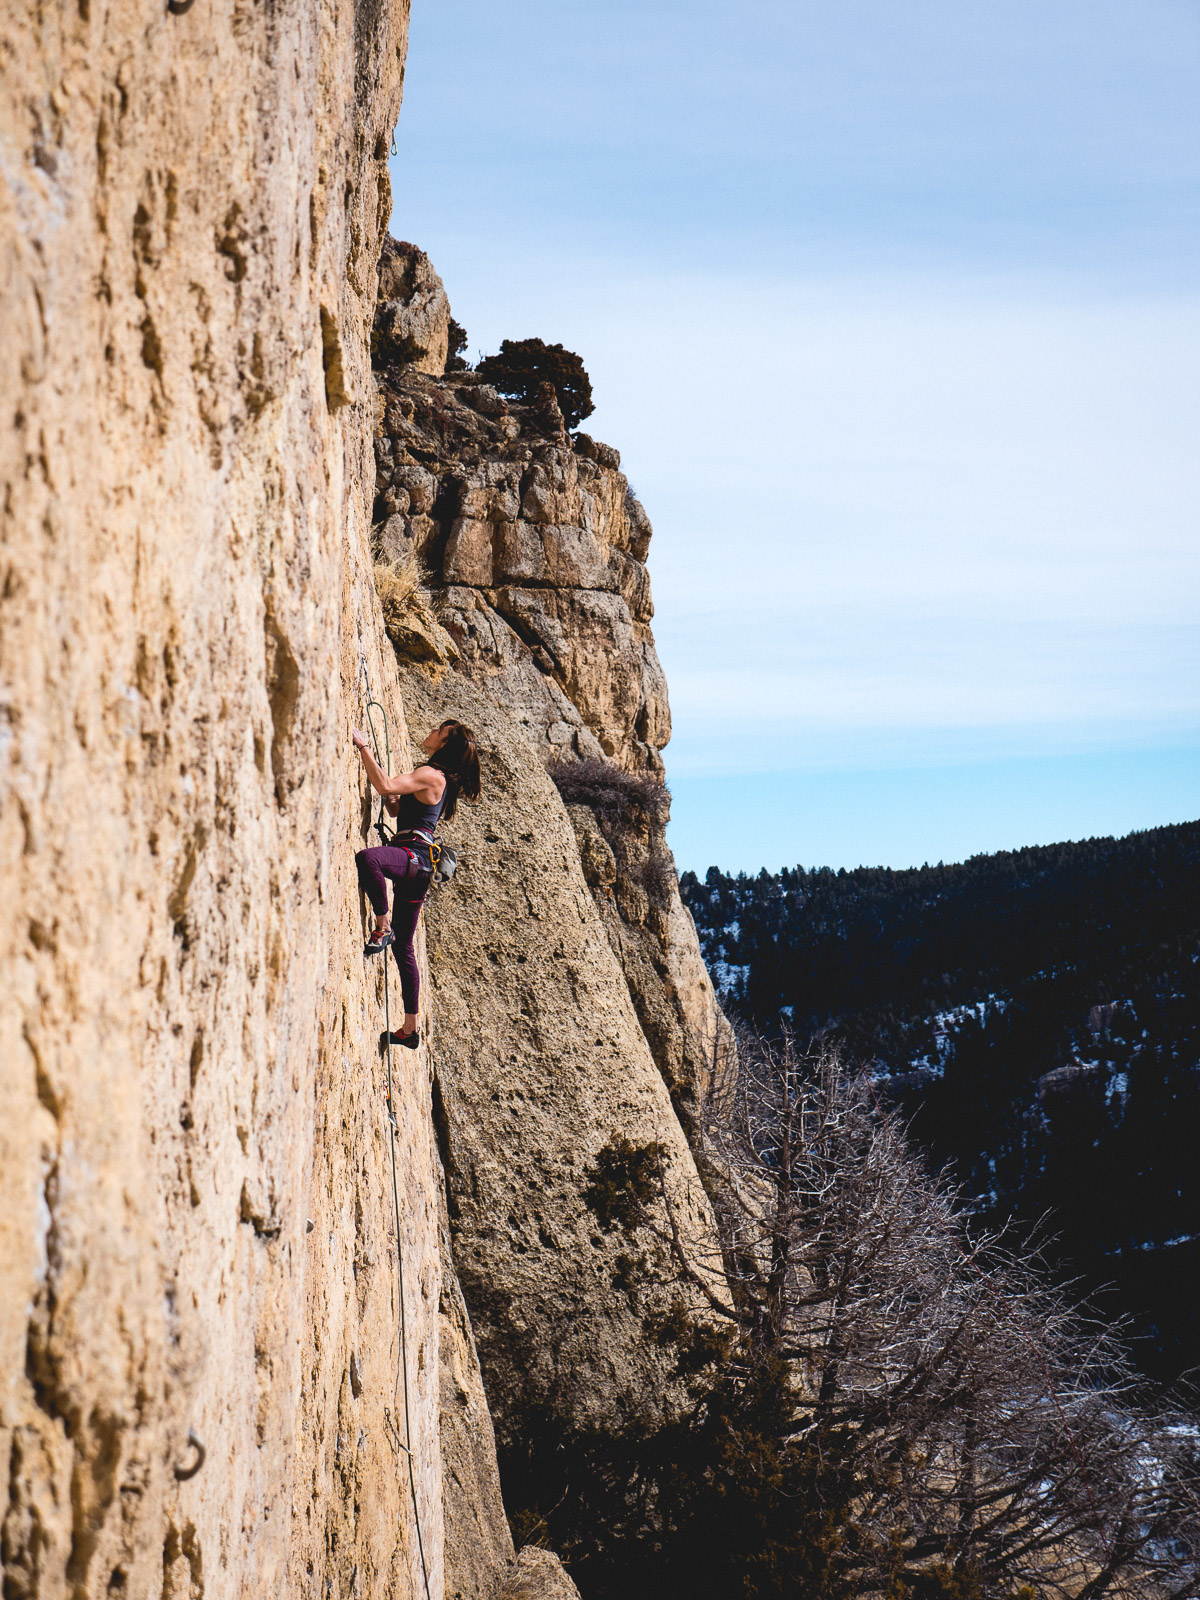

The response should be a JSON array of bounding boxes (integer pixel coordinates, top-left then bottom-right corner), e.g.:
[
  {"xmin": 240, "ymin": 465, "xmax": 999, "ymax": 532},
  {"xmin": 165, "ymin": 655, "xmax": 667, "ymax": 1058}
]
[{"xmin": 497, "ymin": 1547, "xmax": 581, "ymax": 1600}]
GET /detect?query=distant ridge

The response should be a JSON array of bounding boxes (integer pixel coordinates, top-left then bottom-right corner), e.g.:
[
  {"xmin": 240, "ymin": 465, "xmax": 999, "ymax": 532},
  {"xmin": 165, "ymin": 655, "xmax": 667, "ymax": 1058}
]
[{"xmin": 682, "ymin": 817, "xmax": 1200, "ymax": 1382}]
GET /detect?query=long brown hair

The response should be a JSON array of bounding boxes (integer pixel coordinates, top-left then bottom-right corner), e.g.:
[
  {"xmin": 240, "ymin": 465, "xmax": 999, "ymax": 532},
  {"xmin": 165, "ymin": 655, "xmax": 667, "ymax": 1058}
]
[{"xmin": 426, "ymin": 720, "xmax": 481, "ymax": 821}]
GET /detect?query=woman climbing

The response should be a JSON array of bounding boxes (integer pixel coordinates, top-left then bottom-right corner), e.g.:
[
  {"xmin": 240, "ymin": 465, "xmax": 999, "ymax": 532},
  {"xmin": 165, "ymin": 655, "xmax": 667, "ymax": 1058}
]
[{"xmin": 352, "ymin": 718, "xmax": 481, "ymax": 1048}]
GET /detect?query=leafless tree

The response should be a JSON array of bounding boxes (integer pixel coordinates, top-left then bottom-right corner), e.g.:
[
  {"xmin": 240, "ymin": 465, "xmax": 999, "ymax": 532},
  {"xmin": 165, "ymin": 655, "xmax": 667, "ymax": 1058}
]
[{"xmin": 587, "ymin": 1030, "xmax": 1200, "ymax": 1598}]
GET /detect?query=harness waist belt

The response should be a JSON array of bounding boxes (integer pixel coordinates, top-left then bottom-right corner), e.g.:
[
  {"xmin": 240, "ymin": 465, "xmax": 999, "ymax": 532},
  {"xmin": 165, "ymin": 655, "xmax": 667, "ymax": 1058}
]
[{"xmin": 394, "ymin": 828, "xmax": 435, "ymax": 847}]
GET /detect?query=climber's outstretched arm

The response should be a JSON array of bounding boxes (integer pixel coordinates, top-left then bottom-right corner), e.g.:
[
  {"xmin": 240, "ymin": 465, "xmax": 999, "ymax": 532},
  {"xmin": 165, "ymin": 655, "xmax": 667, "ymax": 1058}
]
[{"xmin": 351, "ymin": 729, "xmax": 444, "ymax": 802}]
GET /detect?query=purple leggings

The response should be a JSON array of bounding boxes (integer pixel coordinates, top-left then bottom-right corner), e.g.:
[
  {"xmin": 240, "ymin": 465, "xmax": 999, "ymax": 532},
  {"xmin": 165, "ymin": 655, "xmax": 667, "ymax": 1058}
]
[{"xmin": 355, "ymin": 846, "xmax": 430, "ymax": 1013}]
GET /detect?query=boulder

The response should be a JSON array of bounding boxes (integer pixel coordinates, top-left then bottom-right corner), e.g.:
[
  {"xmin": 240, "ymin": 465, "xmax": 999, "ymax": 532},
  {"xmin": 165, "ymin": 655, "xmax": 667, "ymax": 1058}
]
[
  {"xmin": 498, "ymin": 1546, "xmax": 582, "ymax": 1600},
  {"xmin": 374, "ymin": 237, "xmax": 452, "ymax": 375}
]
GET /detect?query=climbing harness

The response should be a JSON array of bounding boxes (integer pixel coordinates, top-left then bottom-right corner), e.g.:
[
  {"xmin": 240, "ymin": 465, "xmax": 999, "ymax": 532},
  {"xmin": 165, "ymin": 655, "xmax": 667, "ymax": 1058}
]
[
  {"xmin": 358, "ymin": 669, "xmax": 433, "ymax": 1600},
  {"xmin": 385, "ymin": 828, "xmax": 457, "ymax": 885}
]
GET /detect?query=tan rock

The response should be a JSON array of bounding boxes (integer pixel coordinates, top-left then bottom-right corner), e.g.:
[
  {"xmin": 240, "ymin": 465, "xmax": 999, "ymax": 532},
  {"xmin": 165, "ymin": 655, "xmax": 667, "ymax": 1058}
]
[
  {"xmin": 0, "ymin": 2, "xmax": 496, "ymax": 1596},
  {"xmin": 1, "ymin": 16, "xmax": 731, "ymax": 1548},
  {"xmin": 375, "ymin": 560, "xmax": 460, "ymax": 672},
  {"xmin": 401, "ymin": 672, "xmax": 724, "ymax": 1443},
  {"xmin": 377, "ymin": 510, "xmax": 414, "ymax": 562},
  {"xmin": 375, "ymin": 238, "xmax": 452, "ymax": 376},
  {"xmin": 497, "ymin": 1547, "xmax": 581, "ymax": 1600},
  {"xmin": 560, "ymin": 789, "xmax": 733, "ymax": 1137},
  {"xmin": 439, "ymin": 1221, "xmax": 515, "ymax": 1600},
  {"xmin": 445, "ymin": 519, "xmax": 496, "ymax": 588},
  {"xmin": 394, "ymin": 464, "xmax": 439, "ymax": 515},
  {"xmin": 492, "ymin": 588, "xmax": 665, "ymax": 773},
  {"xmin": 566, "ymin": 806, "xmax": 618, "ymax": 889},
  {"xmin": 373, "ymin": 367, "xmax": 673, "ymax": 777},
  {"xmin": 370, "ymin": 318, "xmax": 731, "ymax": 1219},
  {"xmin": 492, "ymin": 521, "xmax": 546, "ymax": 584},
  {"xmin": 435, "ymin": 593, "xmax": 606, "ymax": 768}
]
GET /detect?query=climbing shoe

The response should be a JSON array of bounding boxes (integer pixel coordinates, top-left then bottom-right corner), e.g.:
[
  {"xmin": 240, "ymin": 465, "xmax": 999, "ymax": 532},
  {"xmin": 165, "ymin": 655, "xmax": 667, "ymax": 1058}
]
[
  {"xmin": 380, "ymin": 1028, "xmax": 420, "ymax": 1051},
  {"xmin": 364, "ymin": 928, "xmax": 394, "ymax": 957}
]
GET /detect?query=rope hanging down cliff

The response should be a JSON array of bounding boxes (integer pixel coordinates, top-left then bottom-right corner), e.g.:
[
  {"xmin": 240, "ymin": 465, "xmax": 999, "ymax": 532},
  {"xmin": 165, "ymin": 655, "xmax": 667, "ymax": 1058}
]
[{"xmin": 358, "ymin": 671, "xmax": 433, "ymax": 1600}]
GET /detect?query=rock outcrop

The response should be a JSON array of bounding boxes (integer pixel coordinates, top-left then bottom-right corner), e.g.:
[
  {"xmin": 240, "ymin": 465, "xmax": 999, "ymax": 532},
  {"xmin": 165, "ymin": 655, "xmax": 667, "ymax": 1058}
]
[
  {"xmin": 404, "ymin": 674, "xmax": 722, "ymax": 1448},
  {"xmin": 373, "ymin": 316, "xmax": 736, "ymax": 1458},
  {"xmin": 372, "ymin": 355, "xmax": 734, "ymax": 1141},
  {"xmin": 375, "ymin": 240, "xmax": 453, "ymax": 378},
  {"xmin": 372, "ymin": 373, "xmax": 666, "ymax": 778}
]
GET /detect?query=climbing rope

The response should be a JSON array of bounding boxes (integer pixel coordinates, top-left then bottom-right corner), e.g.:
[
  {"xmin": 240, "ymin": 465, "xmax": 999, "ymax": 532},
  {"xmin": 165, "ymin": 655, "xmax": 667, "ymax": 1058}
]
[
  {"xmin": 359, "ymin": 662, "xmax": 433, "ymax": 1600},
  {"xmin": 360, "ymin": 666, "xmax": 396, "ymax": 848}
]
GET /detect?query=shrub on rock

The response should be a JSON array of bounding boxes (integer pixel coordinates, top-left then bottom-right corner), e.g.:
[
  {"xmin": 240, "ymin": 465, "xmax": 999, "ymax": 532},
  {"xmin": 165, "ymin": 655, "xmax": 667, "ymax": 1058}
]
[
  {"xmin": 476, "ymin": 338, "xmax": 594, "ymax": 429},
  {"xmin": 447, "ymin": 317, "xmax": 471, "ymax": 371}
]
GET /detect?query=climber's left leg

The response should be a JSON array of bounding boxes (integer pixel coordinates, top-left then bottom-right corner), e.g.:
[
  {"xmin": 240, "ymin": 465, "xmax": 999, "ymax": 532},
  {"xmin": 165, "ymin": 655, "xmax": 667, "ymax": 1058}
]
[
  {"xmin": 388, "ymin": 888, "xmax": 426, "ymax": 1036},
  {"xmin": 356, "ymin": 844, "xmax": 423, "ymax": 947}
]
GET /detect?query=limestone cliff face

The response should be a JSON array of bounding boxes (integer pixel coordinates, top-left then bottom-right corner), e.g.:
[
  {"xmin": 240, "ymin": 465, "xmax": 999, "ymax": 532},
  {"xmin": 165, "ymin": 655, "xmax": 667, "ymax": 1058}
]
[
  {"xmin": 372, "ymin": 348, "xmax": 733, "ymax": 1141},
  {"xmin": 375, "ymin": 239, "xmax": 452, "ymax": 378},
  {"xmin": 0, "ymin": 2, "xmax": 459, "ymax": 1596},
  {"xmin": 372, "ymin": 304, "xmax": 735, "ymax": 1454},
  {"xmin": 404, "ymin": 672, "xmax": 722, "ymax": 1450},
  {"xmin": 372, "ymin": 370, "xmax": 665, "ymax": 779},
  {"xmin": 1, "ymin": 0, "xmax": 729, "ymax": 1575}
]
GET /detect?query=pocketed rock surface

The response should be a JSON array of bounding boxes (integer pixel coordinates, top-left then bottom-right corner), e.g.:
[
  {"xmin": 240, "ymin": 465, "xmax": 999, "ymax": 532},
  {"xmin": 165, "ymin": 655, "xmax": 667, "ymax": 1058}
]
[
  {"xmin": 0, "ymin": 0, "xmax": 451, "ymax": 1594},
  {"xmin": 404, "ymin": 674, "xmax": 724, "ymax": 1450}
]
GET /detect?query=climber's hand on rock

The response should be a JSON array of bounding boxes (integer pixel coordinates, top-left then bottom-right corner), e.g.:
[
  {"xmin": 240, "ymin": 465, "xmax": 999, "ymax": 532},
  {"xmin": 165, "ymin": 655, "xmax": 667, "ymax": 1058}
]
[{"xmin": 352, "ymin": 727, "xmax": 370, "ymax": 753}]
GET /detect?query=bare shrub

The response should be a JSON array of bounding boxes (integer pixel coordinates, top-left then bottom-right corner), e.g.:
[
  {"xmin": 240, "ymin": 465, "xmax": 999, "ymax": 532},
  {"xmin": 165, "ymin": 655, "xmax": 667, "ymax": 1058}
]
[
  {"xmin": 693, "ymin": 1029, "xmax": 1200, "ymax": 1599},
  {"xmin": 373, "ymin": 543, "xmax": 427, "ymax": 617},
  {"xmin": 551, "ymin": 757, "xmax": 668, "ymax": 827},
  {"xmin": 510, "ymin": 1031, "xmax": 1200, "ymax": 1600},
  {"xmin": 551, "ymin": 758, "xmax": 675, "ymax": 904}
]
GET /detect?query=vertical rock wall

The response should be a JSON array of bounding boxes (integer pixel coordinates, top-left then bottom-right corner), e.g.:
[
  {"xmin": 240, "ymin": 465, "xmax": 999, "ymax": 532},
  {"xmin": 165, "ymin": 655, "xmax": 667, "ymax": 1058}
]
[
  {"xmin": 372, "ymin": 359, "xmax": 733, "ymax": 1142},
  {"xmin": 404, "ymin": 673, "xmax": 722, "ymax": 1449},
  {"xmin": 372, "ymin": 325, "xmax": 734, "ymax": 1459},
  {"xmin": 0, "ymin": 3, "xmax": 735, "ymax": 1580},
  {"xmin": 0, "ymin": 1, "xmax": 462, "ymax": 1596}
]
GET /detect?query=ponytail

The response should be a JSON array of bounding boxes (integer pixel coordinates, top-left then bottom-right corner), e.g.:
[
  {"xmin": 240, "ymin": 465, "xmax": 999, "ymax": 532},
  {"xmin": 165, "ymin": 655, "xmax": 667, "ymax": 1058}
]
[{"xmin": 427, "ymin": 720, "xmax": 481, "ymax": 821}]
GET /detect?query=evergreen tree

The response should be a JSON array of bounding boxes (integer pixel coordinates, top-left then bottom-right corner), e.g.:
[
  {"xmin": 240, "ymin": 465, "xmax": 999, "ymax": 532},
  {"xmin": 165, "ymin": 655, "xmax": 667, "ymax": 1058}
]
[{"xmin": 476, "ymin": 337, "xmax": 595, "ymax": 428}]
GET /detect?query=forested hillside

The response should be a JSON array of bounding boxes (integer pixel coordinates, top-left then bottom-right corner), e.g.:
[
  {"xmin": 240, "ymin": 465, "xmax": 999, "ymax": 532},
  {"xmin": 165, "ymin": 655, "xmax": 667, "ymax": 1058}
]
[{"xmin": 681, "ymin": 820, "xmax": 1200, "ymax": 1383}]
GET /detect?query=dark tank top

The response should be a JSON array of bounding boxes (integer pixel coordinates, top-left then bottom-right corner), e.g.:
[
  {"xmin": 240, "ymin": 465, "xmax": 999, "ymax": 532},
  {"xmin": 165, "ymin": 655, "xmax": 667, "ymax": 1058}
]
[{"xmin": 391, "ymin": 776, "xmax": 448, "ymax": 869}]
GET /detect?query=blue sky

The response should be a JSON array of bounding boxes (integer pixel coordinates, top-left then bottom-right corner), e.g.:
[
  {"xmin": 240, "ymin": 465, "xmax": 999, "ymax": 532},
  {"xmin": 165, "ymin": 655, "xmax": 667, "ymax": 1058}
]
[{"xmin": 390, "ymin": 0, "xmax": 1200, "ymax": 873}]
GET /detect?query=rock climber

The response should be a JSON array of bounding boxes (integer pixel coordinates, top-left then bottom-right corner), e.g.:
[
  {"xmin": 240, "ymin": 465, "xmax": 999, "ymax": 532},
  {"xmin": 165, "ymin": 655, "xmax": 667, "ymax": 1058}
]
[{"xmin": 352, "ymin": 718, "xmax": 481, "ymax": 1048}]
